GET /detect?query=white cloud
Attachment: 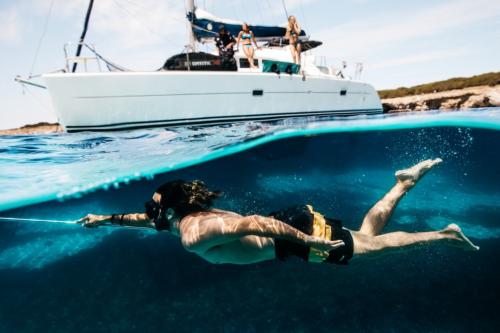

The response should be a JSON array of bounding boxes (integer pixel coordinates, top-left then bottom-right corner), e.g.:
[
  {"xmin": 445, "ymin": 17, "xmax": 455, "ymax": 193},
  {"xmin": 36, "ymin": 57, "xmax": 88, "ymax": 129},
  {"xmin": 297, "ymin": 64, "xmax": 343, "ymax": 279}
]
[
  {"xmin": 31, "ymin": 0, "xmax": 187, "ymax": 49},
  {"xmin": 89, "ymin": 0, "xmax": 187, "ymax": 48},
  {"xmin": 369, "ymin": 48, "xmax": 468, "ymax": 70},
  {"xmin": 271, "ymin": 0, "xmax": 321, "ymax": 18},
  {"xmin": 283, "ymin": 0, "xmax": 321, "ymax": 10},
  {"xmin": 315, "ymin": 0, "xmax": 500, "ymax": 59},
  {"xmin": 0, "ymin": 7, "xmax": 21, "ymax": 43}
]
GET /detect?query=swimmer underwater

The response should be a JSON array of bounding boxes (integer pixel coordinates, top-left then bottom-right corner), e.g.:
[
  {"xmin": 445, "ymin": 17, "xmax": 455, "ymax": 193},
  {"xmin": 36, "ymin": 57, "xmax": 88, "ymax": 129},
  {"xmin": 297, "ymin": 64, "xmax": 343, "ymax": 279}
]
[{"xmin": 79, "ymin": 159, "xmax": 479, "ymax": 265}]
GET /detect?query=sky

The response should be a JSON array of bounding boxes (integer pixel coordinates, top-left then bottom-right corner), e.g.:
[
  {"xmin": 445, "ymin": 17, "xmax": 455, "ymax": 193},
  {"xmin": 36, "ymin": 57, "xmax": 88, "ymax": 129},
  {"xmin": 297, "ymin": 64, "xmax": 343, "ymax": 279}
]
[{"xmin": 0, "ymin": 0, "xmax": 499, "ymax": 129}]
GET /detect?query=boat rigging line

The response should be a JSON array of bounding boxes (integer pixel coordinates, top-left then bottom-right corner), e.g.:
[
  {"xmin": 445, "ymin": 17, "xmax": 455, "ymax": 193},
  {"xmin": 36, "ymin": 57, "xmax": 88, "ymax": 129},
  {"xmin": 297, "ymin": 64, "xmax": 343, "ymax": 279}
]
[
  {"xmin": 73, "ymin": 0, "xmax": 95, "ymax": 73},
  {"xmin": 78, "ymin": 43, "xmax": 131, "ymax": 72},
  {"xmin": 29, "ymin": 0, "xmax": 55, "ymax": 79},
  {"xmin": 298, "ymin": 0, "xmax": 309, "ymax": 33},
  {"xmin": 112, "ymin": 0, "xmax": 185, "ymax": 48},
  {"xmin": 281, "ymin": 0, "xmax": 289, "ymax": 20}
]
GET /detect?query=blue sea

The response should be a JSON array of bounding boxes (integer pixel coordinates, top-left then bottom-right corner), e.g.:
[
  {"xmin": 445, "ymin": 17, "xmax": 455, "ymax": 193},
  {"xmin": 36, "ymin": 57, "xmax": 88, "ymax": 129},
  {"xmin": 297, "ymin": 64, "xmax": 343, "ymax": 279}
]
[{"xmin": 0, "ymin": 109, "xmax": 499, "ymax": 332}]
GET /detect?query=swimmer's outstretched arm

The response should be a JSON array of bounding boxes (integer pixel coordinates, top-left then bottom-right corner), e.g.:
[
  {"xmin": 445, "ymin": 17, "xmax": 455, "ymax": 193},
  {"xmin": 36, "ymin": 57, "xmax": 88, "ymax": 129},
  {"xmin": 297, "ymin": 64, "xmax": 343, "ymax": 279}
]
[
  {"xmin": 78, "ymin": 213, "xmax": 154, "ymax": 228},
  {"xmin": 181, "ymin": 214, "xmax": 344, "ymax": 254}
]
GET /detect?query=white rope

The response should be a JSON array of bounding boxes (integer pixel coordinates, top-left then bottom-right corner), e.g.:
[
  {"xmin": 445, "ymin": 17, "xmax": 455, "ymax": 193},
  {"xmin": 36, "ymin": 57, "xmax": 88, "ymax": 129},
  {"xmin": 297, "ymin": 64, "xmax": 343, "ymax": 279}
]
[
  {"xmin": 84, "ymin": 44, "xmax": 131, "ymax": 72},
  {"xmin": 0, "ymin": 216, "xmax": 153, "ymax": 230},
  {"xmin": 29, "ymin": 0, "xmax": 55, "ymax": 78},
  {"xmin": 0, "ymin": 217, "xmax": 77, "ymax": 224}
]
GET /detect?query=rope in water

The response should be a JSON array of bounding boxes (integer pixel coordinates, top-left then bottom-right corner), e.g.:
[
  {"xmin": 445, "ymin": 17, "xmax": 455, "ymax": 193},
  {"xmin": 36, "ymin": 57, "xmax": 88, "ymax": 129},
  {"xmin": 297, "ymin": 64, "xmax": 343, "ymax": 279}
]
[
  {"xmin": 0, "ymin": 216, "xmax": 153, "ymax": 230},
  {"xmin": 0, "ymin": 217, "xmax": 77, "ymax": 224}
]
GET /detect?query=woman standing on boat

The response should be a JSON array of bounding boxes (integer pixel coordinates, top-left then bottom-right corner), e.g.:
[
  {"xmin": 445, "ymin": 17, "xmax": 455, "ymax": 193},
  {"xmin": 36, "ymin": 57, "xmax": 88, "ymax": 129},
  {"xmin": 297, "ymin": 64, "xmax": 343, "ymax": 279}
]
[
  {"xmin": 236, "ymin": 23, "xmax": 260, "ymax": 69},
  {"xmin": 286, "ymin": 16, "xmax": 302, "ymax": 65}
]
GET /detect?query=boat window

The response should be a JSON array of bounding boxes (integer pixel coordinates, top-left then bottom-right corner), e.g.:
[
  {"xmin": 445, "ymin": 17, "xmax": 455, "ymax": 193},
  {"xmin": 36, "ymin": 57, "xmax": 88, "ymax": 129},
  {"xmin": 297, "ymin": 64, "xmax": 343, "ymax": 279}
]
[{"xmin": 239, "ymin": 58, "xmax": 259, "ymax": 68}]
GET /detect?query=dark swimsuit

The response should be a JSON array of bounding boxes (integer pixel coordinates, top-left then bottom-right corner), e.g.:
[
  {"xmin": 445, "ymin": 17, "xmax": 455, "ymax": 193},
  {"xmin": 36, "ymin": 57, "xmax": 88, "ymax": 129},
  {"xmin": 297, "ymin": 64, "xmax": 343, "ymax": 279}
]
[
  {"xmin": 289, "ymin": 30, "xmax": 302, "ymax": 47},
  {"xmin": 270, "ymin": 205, "xmax": 354, "ymax": 265}
]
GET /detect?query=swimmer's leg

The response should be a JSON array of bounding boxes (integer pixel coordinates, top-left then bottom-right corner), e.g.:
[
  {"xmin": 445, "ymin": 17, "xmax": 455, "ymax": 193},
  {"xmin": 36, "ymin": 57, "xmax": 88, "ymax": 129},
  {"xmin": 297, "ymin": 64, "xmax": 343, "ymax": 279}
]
[
  {"xmin": 352, "ymin": 224, "xmax": 479, "ymax": 256},
  {"xmin": 358, "ymin": 158, "xmax": 443, "ymax": 236}
]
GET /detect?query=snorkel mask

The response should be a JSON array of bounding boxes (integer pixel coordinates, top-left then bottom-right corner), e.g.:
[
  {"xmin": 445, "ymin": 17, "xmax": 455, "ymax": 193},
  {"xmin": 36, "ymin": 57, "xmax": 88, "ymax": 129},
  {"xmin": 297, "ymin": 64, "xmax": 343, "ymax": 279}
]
[
  {"xmin": 145, "ymin": 180, "xmax": 204, "ymax": 231},
  {"xmin": 145, "ymin": 199, "xmax": 175, "ymax": 231}
]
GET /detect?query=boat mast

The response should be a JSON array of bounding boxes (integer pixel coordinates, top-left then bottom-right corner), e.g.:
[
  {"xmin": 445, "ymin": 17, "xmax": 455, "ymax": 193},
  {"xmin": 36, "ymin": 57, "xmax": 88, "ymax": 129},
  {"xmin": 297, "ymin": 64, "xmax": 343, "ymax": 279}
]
[
  {"xmin": 187, "ymin": 0, "xmax": 197, "ymax": 52},
  {"xmin": 72, "ymin": 0, "xmax": 95, "ymax": 73}
]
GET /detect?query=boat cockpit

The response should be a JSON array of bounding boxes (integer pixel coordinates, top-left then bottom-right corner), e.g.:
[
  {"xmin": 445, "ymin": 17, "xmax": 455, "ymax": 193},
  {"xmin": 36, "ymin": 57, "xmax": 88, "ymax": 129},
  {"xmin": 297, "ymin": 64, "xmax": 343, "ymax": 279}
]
[{"xmin": 161, "ymin": 37, "xmax": 324, "ymax": 76}]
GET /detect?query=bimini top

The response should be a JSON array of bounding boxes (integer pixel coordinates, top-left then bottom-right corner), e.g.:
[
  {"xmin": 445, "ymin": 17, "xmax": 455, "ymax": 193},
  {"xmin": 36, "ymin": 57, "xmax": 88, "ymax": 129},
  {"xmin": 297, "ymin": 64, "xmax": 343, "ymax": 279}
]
[{"xmin": 187, "ymin": 8, "xmax": 307, "ymax": 41}]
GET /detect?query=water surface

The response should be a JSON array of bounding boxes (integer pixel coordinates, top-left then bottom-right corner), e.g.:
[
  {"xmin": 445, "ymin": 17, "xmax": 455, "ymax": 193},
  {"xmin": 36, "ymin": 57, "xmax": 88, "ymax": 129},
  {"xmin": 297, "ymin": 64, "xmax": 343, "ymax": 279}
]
[{"xmin": 0, "ymin": 109, "xmax": 499, "ymax": 332}]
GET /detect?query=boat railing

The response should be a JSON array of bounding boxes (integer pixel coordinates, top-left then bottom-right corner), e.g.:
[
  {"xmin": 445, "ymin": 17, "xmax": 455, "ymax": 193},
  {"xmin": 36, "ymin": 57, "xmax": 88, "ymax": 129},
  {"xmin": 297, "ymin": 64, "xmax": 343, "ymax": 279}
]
[
  {"xmin": 313, "ymin": 56, "xmax": 364, "ymax": 80},
  {"xmin": 63, "ymin": 42, "xmax": 102, "ymax": 72},
  {"xmin": 63, "ymin": 42, "xmax": 129, "ymax": 73}
]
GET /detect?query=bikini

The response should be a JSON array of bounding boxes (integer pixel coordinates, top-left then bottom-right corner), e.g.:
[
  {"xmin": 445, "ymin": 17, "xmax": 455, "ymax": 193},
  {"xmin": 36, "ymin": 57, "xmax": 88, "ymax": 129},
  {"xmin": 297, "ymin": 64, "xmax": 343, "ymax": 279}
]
[
  {"xmin": 241, "ymin": 32, "xmax": 252, "ymax": 48},
  {"xmin": 288, "ymin": 29, "xmax": 302, "ymax": 47}
]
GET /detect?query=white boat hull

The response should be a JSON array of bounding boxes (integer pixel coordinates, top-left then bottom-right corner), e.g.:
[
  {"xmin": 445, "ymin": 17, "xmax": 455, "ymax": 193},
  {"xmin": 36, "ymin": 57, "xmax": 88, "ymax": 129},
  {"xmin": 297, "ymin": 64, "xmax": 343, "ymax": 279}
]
[{"xmin": 43, "ymin": 71, "xmax": 382, "ymax": 132}]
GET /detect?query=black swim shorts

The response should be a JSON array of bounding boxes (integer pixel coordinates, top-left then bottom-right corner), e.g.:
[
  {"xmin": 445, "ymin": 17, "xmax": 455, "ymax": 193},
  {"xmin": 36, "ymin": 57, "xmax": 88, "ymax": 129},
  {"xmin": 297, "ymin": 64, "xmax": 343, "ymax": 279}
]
[{"xmin": 270, "ymin": 205, "xmax": 354, "ymax": 265}]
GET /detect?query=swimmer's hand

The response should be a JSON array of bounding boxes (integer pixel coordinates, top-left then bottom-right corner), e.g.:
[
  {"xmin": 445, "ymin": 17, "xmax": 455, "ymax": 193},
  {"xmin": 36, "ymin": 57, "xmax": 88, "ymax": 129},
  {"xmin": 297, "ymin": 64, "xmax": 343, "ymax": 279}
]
[
  {"xmin": 77, "ymin": 214, "xmax": 111, "ymax": 228},
  {"xmin": 305, "ymin": 236, "xmax": 344, "ymax": 252}
]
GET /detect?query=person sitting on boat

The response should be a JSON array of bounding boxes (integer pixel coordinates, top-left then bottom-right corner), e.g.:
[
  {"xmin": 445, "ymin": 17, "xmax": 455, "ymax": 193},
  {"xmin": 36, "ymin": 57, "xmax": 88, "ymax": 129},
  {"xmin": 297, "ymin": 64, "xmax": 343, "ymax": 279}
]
[
  {"xmin": 79, "ymin": 159, "xmax": 479, "ymax": 265},
  {"xmin": 215, "ymin": 25, "xmax": 236, "ymax": 62},
  {"xmin": 285, "ymin": 15, "xmax": 302, "ymax": 65},
  {"xmin": 236, "ymin": 23, "xmax": 260, "ymax": 69}
]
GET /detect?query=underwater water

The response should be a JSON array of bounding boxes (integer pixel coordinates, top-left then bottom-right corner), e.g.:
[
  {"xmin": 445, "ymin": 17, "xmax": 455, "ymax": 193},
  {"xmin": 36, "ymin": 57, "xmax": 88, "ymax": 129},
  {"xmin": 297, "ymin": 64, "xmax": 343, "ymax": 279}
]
[{"xmin": 0, "ymin": 109, "xmax": 499, "ymax": 332}]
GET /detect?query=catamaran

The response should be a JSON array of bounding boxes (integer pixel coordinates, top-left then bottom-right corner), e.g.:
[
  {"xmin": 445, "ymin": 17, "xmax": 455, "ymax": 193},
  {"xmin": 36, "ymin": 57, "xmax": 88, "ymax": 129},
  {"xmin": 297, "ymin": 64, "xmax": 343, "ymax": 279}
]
[{"xmin": 18, "ymin": 0, "xmax": 382, "ymax": 132}]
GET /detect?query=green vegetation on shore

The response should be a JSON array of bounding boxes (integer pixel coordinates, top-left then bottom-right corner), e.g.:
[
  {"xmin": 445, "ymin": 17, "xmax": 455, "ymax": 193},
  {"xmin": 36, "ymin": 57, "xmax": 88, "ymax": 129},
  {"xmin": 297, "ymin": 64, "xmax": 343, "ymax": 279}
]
[{"xmin": 379, "ymin": 72, "xmax": 500, "ymax": 99}]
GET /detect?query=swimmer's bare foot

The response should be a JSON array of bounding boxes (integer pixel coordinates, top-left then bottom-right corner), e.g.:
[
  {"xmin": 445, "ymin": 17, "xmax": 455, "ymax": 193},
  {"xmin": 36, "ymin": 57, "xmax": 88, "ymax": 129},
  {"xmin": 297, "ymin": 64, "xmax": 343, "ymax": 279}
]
[
  {"xmin": 395, "ymin": 158, "xmax": 443, "ymax": 188},
  {"xmin": 441, "ymin": 224, "xmax": 480, "ymax": 251}
]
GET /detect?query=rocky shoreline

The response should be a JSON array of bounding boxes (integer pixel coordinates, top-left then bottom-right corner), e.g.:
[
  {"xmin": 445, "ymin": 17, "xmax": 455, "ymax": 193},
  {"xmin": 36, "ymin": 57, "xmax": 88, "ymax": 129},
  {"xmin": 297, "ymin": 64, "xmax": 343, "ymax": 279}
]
[
  {"xmin": 382, "ymin": 85, "xmax": 500, "ymax": 113},
  {"xmin": 0, "ymin": 122, "xmax": 63, "ymax": 135}
]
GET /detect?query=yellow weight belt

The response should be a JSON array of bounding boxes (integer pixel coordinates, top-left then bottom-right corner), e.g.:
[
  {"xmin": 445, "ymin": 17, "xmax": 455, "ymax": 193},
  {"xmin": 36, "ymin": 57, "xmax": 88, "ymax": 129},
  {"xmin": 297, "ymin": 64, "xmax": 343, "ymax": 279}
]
[{"xmin": 306, "ymin": 205, "xmax": 332, "ymax": 263}]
